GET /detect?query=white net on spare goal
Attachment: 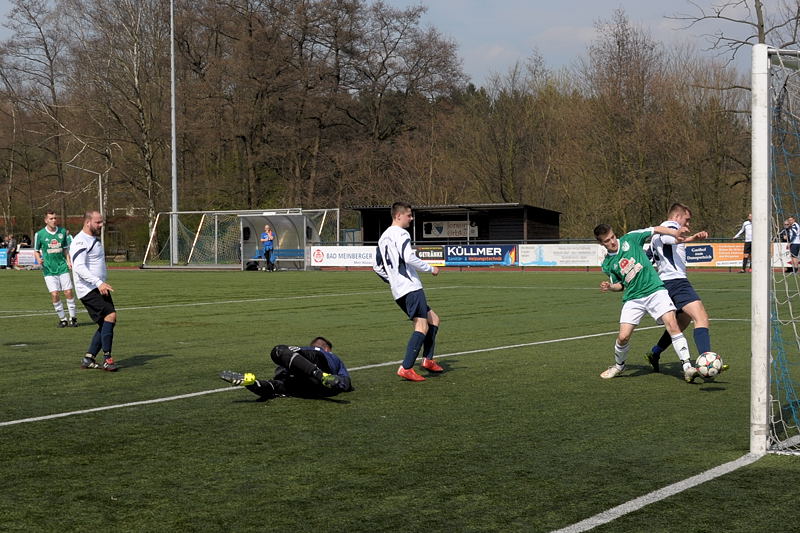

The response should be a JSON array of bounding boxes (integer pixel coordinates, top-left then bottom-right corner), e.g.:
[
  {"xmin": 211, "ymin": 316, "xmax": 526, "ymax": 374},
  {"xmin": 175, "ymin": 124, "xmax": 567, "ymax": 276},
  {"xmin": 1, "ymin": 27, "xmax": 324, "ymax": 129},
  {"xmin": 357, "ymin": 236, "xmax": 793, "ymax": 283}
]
[{"xmin": 141, "ymin": 209, "xmax": 339, "ymax": 269}]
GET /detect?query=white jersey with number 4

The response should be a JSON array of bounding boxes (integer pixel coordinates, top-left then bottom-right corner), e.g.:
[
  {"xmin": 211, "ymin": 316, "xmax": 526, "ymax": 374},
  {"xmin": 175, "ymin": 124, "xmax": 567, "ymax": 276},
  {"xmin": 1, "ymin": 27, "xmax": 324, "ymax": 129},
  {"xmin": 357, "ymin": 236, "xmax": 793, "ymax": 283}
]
[
  {"xmin": 650, "ymin": 220, "xmax": 688, "ymax": 281},
  {"xmin": 374, "ymin": 225, "xmax": 432, "ymax": 300}
]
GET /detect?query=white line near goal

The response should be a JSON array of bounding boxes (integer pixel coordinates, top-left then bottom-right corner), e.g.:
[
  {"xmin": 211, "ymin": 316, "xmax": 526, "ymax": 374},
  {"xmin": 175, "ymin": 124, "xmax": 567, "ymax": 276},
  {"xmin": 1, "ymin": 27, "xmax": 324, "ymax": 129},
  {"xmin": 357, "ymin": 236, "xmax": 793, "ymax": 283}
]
[
  {"xmin": 551, "ymin": 453, "xmax": 762, "ymax": 533},
  {"xmin": 0, "ymin": 322, "xmax": 763, "ymax": 532},
  {"xmin": 0, "ymin": 325, "xmax": 661, "ymax": 428}
]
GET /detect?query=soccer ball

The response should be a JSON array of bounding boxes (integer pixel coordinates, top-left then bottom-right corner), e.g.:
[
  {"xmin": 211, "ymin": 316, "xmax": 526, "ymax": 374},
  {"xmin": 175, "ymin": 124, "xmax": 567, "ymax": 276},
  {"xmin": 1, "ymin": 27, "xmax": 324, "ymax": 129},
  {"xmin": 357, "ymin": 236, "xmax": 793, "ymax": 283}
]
[{"xmin": 696, "ymin": 352, "xmax": 723, "ymax": 379}]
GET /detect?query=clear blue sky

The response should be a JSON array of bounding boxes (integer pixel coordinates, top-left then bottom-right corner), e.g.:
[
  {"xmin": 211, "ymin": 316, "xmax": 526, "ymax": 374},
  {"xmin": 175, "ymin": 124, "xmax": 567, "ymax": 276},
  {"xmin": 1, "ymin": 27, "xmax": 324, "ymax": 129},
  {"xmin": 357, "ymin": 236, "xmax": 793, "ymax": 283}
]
[{"xmin": 0, "ymin": 0, "xmax": 747, "ymax": 86}]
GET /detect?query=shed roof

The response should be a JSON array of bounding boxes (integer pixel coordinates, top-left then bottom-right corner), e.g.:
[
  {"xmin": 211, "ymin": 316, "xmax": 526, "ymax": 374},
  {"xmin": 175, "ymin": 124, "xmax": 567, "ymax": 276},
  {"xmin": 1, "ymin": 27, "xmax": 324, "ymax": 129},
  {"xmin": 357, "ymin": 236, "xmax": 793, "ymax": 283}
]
[{"xmin": 348, "ymin": 203, "xmax": 560, "ymax": 214}]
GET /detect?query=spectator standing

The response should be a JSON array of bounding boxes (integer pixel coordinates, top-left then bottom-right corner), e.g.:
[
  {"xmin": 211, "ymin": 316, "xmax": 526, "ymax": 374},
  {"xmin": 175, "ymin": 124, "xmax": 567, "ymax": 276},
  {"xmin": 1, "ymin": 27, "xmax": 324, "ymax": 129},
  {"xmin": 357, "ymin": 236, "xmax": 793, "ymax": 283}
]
[
  {"xmin": 6, "ymin": 234, "xmax": 16, "ymax": 268},
  {"xmin": 0, "ymin": 234, "xmax": 7, "ymax": 269},
  {"xmin": 260, "ymin": 224, "xmax": 275, "ymax": 271}
]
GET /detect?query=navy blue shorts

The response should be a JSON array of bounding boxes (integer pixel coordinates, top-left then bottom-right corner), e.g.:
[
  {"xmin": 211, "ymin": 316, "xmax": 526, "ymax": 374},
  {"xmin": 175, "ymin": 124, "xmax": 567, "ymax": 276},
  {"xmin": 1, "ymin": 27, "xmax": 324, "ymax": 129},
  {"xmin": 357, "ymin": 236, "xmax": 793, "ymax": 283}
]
[
  {"xmin": 791, "ymin": 244, "xmax": 800, "ymax": 258},
  {"xmin": 395, "ymin": 289, "xmax": 430, "ymax": 320},
  {"xmin": 744, "ymin": 242, "xmax": 752, "ymax": 255},
  {"xmin": 663, "ymin": 278, "xmax": 700, "ymax": 312}
]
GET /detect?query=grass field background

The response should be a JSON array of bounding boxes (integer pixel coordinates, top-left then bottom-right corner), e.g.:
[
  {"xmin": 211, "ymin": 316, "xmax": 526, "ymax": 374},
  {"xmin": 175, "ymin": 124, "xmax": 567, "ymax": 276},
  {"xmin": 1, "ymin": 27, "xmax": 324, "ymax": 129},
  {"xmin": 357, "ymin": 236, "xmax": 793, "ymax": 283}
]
[{"xmin": 1, "ymin": 269, "xmax": 798, "ymax": 532}]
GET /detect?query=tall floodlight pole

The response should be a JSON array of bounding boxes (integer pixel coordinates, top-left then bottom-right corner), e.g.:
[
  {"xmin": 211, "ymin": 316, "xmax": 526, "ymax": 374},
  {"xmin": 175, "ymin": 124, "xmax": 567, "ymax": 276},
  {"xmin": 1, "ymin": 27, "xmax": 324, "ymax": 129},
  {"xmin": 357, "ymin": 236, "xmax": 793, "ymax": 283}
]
[{"xmin": 169, "ymin": 0, "xmax": 179, "ymax": 265}]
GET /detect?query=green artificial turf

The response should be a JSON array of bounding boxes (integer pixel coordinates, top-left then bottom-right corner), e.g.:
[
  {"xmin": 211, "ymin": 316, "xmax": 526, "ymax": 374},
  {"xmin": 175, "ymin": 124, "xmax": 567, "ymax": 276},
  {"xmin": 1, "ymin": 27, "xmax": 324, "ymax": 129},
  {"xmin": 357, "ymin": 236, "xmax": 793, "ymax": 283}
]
[{"xmin": 0, "ymin": 269, "xmax": 797, "ymax": 532}]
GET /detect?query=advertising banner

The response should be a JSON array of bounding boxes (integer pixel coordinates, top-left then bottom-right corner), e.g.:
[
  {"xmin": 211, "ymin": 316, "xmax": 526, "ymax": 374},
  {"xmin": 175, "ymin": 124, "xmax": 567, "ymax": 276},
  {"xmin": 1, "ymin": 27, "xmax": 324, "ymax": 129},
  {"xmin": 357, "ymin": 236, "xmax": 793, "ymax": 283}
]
[
  {"xmin": 415, "ymin": 245, "xmax": 445, "ymax": 266},
  {"xmin": 444, "ymin": 244, "xmax": 517, "ymax": 266},
  {"xmin": 422, "ymin": 221, "xmax": 478, "ymax": 239},
  {"xmin": 773, "ymin": 242, "xmax": 794, "ymax": 268},
  {"xmin": 0, "ymin": 248, "xmax": 6, "ymax": 266},
  {"xmin": 310, "ymin": 246, "xmax": 375, "ymax": 267},
  {"xmin": 307, "ymin": 242, "xmax": 791, "ymax": 269},
  {"xmin": 519, "ymin": 244, "xmax": 604, "ymax": 267},
  {"xmin": 16, "ymin": 249, "xmax": 38, "ymax": 267},
  {"xmin": 684, "ymin": 243, "xmax": 744, "ymax": 267}
]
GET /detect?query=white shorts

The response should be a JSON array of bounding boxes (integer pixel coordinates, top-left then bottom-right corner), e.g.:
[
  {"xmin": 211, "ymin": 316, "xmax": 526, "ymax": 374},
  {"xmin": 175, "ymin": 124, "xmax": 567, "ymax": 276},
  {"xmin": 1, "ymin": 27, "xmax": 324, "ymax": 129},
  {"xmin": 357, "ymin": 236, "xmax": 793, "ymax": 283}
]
[
  {"xmin": 619, "ymin": 289, "xmax": 675, "ymax": 326},
  {"xmin": 44, "ymin": 273, "xmax": 73, "ymax": 293}
]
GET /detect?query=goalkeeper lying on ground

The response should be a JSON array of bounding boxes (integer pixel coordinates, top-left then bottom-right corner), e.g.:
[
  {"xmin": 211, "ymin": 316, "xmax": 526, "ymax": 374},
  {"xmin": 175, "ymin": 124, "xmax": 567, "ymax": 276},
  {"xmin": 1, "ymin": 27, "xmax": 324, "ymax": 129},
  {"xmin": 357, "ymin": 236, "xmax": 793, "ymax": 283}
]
[{"xmin": 219, "ymin": 336, "xmax": 353, "ymax": 399}]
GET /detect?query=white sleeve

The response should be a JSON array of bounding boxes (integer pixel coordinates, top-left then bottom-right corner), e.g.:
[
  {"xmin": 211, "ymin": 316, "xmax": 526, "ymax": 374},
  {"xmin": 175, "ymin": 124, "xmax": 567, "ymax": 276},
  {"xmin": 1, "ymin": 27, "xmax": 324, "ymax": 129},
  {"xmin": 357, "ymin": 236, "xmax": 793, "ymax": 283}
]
[
  {"xmin": 402, "ymin": 240, "xmax": 432, "ymax": 272},
  {"xmin": 733, "ymin": 223, "xmax": 745, "ymax": 239}
]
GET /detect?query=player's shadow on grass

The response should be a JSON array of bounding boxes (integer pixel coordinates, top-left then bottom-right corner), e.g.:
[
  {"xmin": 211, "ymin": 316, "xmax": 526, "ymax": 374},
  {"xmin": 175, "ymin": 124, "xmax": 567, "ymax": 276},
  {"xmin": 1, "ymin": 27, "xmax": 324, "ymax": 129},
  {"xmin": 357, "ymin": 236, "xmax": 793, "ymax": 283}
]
[
  {"xmin": 659, "ymin": 361, "xmax": 728, "ymax": 389},
  {"xmin": 619, "ymin": 364, "xmax": 652, "ymax": 377},
  {"xmin": 118, "ymin": 353, "xmax": 173, "ymax": 368},
  {"xmin": 233, "ymin": 396, "xmax": 351, "ymax": 405},
  {"xmin": 698, "ymin": 384, "xmax": 727, "ymax": 392},
  {"xmin": 423, "ymin": 358, "xmax": 455, "ymax": 376}
]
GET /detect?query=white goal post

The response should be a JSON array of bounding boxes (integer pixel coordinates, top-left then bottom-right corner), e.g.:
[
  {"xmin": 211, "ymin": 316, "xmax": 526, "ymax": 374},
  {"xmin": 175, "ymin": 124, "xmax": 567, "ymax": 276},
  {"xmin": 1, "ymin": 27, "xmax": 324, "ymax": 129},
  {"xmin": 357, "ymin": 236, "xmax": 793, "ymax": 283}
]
[
  {"xmin": 750, "ymin": 43, "xmax": 770, "ymax": 456},
  {"xmin": 750, "ymin": 43, "xmax": 800, "ymax": 456}
]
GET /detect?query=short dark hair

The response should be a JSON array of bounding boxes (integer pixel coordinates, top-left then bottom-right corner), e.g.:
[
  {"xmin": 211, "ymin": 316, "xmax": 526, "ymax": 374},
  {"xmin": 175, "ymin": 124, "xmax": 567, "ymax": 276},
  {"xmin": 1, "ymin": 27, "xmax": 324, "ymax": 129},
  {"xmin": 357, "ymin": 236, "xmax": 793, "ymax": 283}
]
[
  {"xmin": 45, "ymin": 210, "xmax": 56, "ymax": 217},
  {"xmin": 391, "ymin": 202, "xmax": 412, "ymax": 218},
  {"xmin": 593, "ymin": 223, "xmax": 612, "ymax": 239},
  {"xmin": 668, "ymin": 203, "xmax": 691, "ymax": 218},
  {"xmin": 84, "ymin": 210, "xmax": 101, "ymax": 221},
  {"xmin": 311, "ymin": 336, "xmax": 333, "ymax": 350}
]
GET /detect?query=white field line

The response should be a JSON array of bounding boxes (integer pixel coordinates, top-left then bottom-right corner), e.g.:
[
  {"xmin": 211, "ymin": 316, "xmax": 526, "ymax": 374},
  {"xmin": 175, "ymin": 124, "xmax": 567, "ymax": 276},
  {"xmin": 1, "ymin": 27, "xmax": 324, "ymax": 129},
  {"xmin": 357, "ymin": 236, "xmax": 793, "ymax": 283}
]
[
  {"xmin": 0, "ymin": 312, "xmax": 749, "ymax": 428},
  {"xmin": 2, "ymin": 321, "xmax": 764, "ymax": 530},
  {"xmin": 0, "ymin": 289, "xmax": 409, "ymax": 319},
  {"xmin": 551, "ymin": 453, "xmax": 763, "ymax": 533},
  {"xmin": 0, "ymin": 388, "xmax": 238, "ymax": 427},
  {"xmin": 0, "ymin": 285, "xmax": 495, "ymax": 319},
  {"xmin": 0, "ymin": 284, "xmax": 750, "ymax": 319},
  {"xmin": 0, "ymin": 325, "xmax": 661, "ymax": 428},
  {"xmin": 0, "ymin": 285, "xmax": 565, "ymax": 319}
]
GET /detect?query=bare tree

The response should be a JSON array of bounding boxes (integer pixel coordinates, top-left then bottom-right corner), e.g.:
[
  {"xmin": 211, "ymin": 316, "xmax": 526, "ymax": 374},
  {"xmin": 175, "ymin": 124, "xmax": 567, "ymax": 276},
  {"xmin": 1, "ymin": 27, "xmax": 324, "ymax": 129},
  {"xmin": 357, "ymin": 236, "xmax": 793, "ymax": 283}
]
[
  {"xmin": 63, "ymin": 0, "xmax": 170, "ymax": 244},
  {"xmin": 348, "ymin": 1, "xmax": 463, "ymax": 142},
  {"xmin": 0, "ymin": 0, "xmax": 70, "ymax": 221},
  {"xmin": 576, "ymin": 10, "xmax": 670, "ymax": 230},
  {"xmin": 673, "ymin": 0, "xmax": 800, "ymax": 60}
]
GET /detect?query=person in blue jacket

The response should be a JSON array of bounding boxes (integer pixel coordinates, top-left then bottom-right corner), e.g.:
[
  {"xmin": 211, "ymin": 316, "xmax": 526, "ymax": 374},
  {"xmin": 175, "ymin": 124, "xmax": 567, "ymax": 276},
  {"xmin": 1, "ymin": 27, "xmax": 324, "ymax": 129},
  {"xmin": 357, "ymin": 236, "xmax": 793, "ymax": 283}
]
[
  {"xmin": 219, "ymin": 336, "xmax": 353, "ymax": 399},
  {"xmin": 259, "ymin": 224, "xmax": 275, "ymax": 271}
]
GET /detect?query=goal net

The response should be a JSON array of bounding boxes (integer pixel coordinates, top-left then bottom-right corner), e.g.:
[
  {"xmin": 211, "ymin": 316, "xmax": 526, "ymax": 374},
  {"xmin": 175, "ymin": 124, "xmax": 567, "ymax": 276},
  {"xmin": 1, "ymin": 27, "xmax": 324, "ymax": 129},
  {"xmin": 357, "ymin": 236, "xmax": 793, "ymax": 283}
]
[
  {"xmin": 753, "ymin": 45, "xmax": 800, "ymax": 455},
  {"xmin": 141, "ymin": 212, "xmax": 242, "ymax": 267},
  {"xmin": 141, "ymin": 208, "xmax": 340, "ymax": 269}
]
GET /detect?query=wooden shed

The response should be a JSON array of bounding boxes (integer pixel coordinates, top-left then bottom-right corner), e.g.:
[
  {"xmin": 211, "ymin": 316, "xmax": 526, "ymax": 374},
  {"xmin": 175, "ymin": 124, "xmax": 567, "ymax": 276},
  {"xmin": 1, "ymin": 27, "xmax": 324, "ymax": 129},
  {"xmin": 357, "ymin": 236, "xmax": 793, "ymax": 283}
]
[{"xmin": 349, "ymin": 203, "xmax": 560, "ymax": 244}]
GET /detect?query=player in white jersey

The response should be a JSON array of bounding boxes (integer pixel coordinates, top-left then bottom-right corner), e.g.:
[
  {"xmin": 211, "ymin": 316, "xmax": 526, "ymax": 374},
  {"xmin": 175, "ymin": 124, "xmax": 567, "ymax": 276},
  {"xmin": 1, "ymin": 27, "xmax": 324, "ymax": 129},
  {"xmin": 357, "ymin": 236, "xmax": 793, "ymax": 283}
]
[
  {"xmin": 374, "ymin": 201, "xmax": 443, "ymax": 382},
  {"xmin": 733, "ymin": 213, "xmax": 752, "ymax": 273},
  {"xmin": 645, "ymin": 203, "xmax": 716, "ymax": 375},
  {"xmin": 787, "ymin": 216, "xmax": 800, "ymax": 274},
  {"xmin": 70, "ymin": 211, "xmax": 118, "ymax": 372}
]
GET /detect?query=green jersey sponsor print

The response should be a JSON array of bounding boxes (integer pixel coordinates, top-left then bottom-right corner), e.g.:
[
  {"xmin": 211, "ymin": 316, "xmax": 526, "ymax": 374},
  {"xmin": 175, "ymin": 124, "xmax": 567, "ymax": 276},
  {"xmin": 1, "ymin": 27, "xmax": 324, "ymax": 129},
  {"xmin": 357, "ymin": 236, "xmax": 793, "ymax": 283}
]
[
  {"xmin": 601, "ymin": 228, "xmax": 665, "ymax": 302},
  {"xmin": 34, "ymin": 227, "xmax": 70, "ymax": 277}
]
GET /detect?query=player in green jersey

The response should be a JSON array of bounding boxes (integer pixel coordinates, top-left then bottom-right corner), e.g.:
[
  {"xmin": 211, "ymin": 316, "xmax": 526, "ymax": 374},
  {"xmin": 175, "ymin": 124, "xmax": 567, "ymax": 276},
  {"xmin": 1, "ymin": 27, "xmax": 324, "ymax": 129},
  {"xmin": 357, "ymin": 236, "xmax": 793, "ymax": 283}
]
[
  {"xmin": 33, "ymin": 211, "xmax": 78, "ymax": 327},
  {"xmin": 594, "ymin": 223, "xmax": 700, "ymax": 383}
]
